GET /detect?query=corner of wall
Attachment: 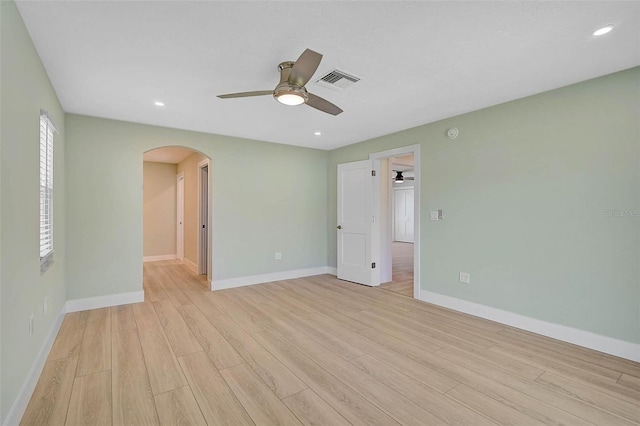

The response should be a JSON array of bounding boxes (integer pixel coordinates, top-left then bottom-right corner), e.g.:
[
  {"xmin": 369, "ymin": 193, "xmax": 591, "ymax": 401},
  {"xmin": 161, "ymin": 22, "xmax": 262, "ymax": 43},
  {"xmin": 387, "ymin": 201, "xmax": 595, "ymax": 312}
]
[{"xmin": 1, "ymin": 1, "xmax": 67, "ymax": 421}]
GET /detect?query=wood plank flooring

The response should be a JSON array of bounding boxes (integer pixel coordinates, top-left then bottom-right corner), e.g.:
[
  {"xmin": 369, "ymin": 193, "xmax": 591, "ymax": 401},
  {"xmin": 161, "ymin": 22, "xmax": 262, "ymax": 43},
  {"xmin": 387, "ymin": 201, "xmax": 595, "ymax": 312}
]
[
  {"xmin": 21, "ymin": 260, "xmax": 640, "ymax": 425},
  {"xmin": 379, "ymin": 241, "xmax": 414, "ymax": 297}
]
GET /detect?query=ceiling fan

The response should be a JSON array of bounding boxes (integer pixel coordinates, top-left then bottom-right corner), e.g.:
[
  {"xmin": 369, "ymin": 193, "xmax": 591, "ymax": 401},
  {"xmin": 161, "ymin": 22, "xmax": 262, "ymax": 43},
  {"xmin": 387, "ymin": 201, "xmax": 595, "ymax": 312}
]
[
  {"xmin": 393, "ymin": 170, "xmax": 414, "ymax": 183},
  {"xmin": 217, "ymin": 49, "xmax": 343, "ymax": 116}
]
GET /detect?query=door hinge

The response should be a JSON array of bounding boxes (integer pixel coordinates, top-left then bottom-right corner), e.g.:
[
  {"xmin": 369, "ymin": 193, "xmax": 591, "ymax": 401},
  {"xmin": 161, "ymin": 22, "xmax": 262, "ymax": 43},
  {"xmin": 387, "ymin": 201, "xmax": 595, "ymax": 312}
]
[
  {"xmin": 371, "ymin": 262, "xmax": 376, "ymax": 269},
  {"xmin": 371, "ymin": 170, "xmax": 376, "ymax": 177}
]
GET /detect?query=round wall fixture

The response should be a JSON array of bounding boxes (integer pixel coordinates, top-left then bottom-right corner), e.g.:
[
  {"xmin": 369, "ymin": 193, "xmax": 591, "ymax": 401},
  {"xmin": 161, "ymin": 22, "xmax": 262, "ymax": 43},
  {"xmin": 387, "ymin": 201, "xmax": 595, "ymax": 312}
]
[{"xmin": 447, "ymin": 127, "xmax": 459, "ymax": 139}]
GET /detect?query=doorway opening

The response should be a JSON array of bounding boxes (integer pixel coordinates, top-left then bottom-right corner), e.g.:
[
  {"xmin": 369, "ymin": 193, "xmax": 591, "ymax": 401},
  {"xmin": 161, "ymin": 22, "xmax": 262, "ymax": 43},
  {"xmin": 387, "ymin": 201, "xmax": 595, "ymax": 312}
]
[
  {"xmin": 370, "ymin": 145, "xmax": 420, "ymax": 299},
  {"xmin": 177, "ymin": 172, "xmax": 184, "ymax": 261},
  {"xmin": 142, "ymin": 146, "xmax": 213, "ymax": 289},
  {"xmin": 197, "ymin": 159, "xmax": 209, "ymax": 275},
  {"xmin": 381, "ymin": 155, "xmax": 415, "ymax": 297},
  {"xmin": 335, "ymin": 144, "xmax": 420, "ymax": 297}
]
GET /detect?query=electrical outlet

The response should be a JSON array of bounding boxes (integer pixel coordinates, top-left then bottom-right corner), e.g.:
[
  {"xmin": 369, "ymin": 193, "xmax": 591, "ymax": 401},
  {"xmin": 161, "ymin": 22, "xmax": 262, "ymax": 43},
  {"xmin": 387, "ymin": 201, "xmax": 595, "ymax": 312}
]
[
  {"xmin": 43, "ymin": 297, "xmax": 48, "ymax": 315},
  {"xmin": 29, "ymin": 313, "xmax": 34, "ymax": 336},
  {"xmin": 430, "ymin": 211, "xmax": 439, "ymax": 221},
  {"xmin": 275, "ymin": 252, "xmax": 282, "ymax": 260},
  {"xmin": 459, "ymin": 272, "xmax": 470, "ymax": 284}
]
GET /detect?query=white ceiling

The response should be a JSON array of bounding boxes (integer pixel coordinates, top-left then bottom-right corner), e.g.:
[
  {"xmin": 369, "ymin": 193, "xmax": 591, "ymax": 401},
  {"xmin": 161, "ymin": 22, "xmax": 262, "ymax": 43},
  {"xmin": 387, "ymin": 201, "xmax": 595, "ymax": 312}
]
[{"xmin": 16, "ymin": 1, "xmax": 640, "ymax": 151}]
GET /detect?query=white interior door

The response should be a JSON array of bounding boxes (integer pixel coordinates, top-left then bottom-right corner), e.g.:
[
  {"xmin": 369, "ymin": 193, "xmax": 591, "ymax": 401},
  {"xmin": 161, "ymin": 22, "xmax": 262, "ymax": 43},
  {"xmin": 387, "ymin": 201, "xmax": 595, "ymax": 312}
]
[
  {"xmin": 176, "ymin": 174, "xmax": 184, "ymax": 260},
  {"xmin": 337, "ymin": 160, "xmax": 374, "ymax": 286},
  {"xmin": 394, "ymin": 188, "xmax": 414, "ymax": 243}
]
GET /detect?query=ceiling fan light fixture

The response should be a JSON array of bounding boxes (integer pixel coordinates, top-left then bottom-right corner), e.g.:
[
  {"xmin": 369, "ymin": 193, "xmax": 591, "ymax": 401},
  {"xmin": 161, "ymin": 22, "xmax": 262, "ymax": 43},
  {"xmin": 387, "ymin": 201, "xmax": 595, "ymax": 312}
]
[
  {"xmin": 276, "ymin": 93, "xmax": 306, "ymax": 106},
  {"xmin": 218, "ymin": 48, "xmax": 342, "ymax": 115},
  {"xmin": 395, "ymin": 171, "xmax": 404, "ymax": 183},
  {"xmin": 274, "ymin": 83, "xmax": 308, "ymax": 106}
]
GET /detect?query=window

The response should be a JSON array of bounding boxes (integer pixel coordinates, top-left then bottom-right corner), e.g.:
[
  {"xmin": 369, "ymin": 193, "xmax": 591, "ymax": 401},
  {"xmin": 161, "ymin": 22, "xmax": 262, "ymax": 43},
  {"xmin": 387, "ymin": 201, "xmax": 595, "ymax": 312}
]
[{"xmin": 40, "ymin": 110, "xmax": 57, "ymax": 271}]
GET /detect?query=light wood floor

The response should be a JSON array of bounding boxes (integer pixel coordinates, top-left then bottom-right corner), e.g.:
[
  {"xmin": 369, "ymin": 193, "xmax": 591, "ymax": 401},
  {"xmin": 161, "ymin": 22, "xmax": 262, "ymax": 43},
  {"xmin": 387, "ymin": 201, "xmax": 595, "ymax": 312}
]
[
  {"xmin": 380, "ymin": 242, "xmax": 414, "ymax": 297},
  {"xmin": 22, "ymin": 261, "xmax": 640, "ymax": 425}
]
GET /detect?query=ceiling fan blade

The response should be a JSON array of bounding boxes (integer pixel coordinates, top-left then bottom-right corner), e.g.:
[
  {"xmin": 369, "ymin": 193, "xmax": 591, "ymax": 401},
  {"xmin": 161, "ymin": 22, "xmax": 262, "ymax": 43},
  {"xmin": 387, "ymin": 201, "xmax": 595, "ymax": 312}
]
[
  {"xmin": 288, "ymin": 49, "xmax": 322, "ymax": 87},
  {"xmin": 217, "ymin": 90, "xmax": 272, "ymax": 99},
  {"xmin": 306, "ymin": 93, "xmax": 343, "ymax": 116}
]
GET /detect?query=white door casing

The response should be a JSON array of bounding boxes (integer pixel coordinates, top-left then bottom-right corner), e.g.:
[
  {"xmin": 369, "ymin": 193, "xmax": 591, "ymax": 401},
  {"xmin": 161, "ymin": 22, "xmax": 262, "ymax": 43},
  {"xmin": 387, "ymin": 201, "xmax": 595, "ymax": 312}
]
[
  {"xmin": 394, "ymin": 187, "xmax": 415, "ymax": 243},
  {"xmin": 176, "ymin": 173, "xmax": 184, "ymax": 260},
  {"xmin": 197, "ymin": 160, "xmax": 209, "ymax": 275},
  {"xmin": 337, "ymin": 160, "xmax": 375, "ymax": 286}
]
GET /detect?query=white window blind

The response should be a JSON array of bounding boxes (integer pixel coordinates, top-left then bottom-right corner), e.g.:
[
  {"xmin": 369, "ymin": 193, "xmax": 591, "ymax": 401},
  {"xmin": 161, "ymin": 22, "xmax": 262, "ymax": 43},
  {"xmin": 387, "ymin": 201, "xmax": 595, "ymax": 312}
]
[{"xmin": 40, "ymin": 110, "xmax": 57, "ymax": 267}]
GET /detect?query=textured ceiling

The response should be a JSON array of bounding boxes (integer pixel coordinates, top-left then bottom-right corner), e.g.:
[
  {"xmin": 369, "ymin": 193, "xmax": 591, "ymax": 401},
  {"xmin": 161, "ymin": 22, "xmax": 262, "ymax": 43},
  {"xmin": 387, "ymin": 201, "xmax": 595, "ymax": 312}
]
[{"xmin": 16, "ymin": 1, "xmax": 640, "ymax": 150}]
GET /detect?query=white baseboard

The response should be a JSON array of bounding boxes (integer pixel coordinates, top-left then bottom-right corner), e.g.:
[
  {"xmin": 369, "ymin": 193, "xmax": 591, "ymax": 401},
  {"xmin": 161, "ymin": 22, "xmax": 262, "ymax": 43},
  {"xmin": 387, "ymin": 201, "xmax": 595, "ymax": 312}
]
[
  {"xmin": 2, "ymin": 308, "xmax": 65, "ymax": 426},
  {"xmin": 143, "ymin": 254, "xmax": 177, "ymax": 262},
  {"xmin": 420, "ymin": 289, "xmax": 640, "ymax": 362},
  {"xmin": 182, "ymin": 258, "xmax": 198, "ymax": 274},
  {"xmin": 3, "ymin": 290, "xmax": 145, "ymax": 425},
  {"xmin": 213, "ymin": 266, "xmax": 335, "ymax": 290},
  {"xmin": 64, "ymin": 291, "xmax": 144, "ymax": 313}
]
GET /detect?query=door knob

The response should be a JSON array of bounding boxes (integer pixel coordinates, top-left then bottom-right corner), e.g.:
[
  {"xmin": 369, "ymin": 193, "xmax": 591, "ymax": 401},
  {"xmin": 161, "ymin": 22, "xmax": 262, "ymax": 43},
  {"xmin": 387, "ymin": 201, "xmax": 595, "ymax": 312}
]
[{"xmin": 337, "ymin": 225, "xmax": 342, "ymax": 229}]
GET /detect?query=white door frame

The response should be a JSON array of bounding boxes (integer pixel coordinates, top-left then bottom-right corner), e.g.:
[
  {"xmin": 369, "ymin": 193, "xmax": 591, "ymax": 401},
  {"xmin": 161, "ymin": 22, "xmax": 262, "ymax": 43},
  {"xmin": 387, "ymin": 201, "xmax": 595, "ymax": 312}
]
[
  {"xmin": 197, "ymin": 158, "xmax": 212, "ymax": 287},
  {"xmin": 370, "ymin": 144, "xmax": 421, "ymax": 298},
  {"xmin": 176, "ymin": 172, "xmax": 185, "ymax": 260}
]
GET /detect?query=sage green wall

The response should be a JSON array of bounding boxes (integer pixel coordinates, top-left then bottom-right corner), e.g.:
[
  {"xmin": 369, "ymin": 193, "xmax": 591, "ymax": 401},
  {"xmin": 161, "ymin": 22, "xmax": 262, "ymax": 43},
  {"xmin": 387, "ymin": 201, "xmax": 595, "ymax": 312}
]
[
  {"xmin": 143, "ymin": 161, "xmax": 177, "ymax": 257},
  {"xmin": 0, "ymin": 2, "xmax": 3, "ymax": 420},
  {"xmin": 0, "ymin": 1, "xmax": 67, "ymax": 420},
  {"xmin": 65, "ymin": 114, "xmax": 328, "ymax": 299},
  {"xmin": 329, "ymin": 68, "xmax": 640, "ymax": 344}
]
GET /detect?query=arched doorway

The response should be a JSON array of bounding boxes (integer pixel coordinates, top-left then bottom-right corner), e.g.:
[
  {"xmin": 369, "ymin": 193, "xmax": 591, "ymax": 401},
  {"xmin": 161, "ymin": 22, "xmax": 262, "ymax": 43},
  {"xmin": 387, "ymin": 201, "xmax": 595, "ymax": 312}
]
[{"xmin": 142, "ymin": 146, "xmax": 213, "ymax": 289}]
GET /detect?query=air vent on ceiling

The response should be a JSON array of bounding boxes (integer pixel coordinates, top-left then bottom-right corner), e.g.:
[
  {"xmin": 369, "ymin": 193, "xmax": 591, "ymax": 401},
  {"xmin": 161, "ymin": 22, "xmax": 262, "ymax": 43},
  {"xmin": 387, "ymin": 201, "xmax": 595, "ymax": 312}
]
[{"xmin": 315, "ymin": 69, "xmax": 361, "ymax": 90}]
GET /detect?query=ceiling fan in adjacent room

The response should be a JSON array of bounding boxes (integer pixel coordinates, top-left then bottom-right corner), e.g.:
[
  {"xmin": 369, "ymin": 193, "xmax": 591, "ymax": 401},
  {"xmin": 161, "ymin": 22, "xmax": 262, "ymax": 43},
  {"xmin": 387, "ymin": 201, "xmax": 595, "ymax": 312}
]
[
  {"xmin": 217, "ymin": 48, "xmax": 343, "ymax": 116},
  {"xmin": 393, "ymin": 170, "xmax": 414, "ymax": 183}
]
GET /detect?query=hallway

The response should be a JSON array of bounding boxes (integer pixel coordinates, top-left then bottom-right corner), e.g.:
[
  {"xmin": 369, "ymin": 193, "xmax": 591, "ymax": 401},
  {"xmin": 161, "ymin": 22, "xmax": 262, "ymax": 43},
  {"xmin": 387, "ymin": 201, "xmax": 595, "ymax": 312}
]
[{"xmin": 379, "ymin": 242, "xmax": 414, "ymax": 297}]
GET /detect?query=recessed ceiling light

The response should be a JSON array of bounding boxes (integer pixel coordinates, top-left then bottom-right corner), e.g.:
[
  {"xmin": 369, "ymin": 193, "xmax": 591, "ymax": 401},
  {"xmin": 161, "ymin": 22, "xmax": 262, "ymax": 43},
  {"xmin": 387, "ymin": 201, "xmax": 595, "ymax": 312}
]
[
  {"xmin": 154, "ymin": 101, "xmax": 165, "ymax": 107},
  {"xmin": 592, "ymin": 25, "xmax": 613, "ymax": 36},
  {"xmin": 314, "ymin": 131, "xmax": 322, "ymax": 136}
]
